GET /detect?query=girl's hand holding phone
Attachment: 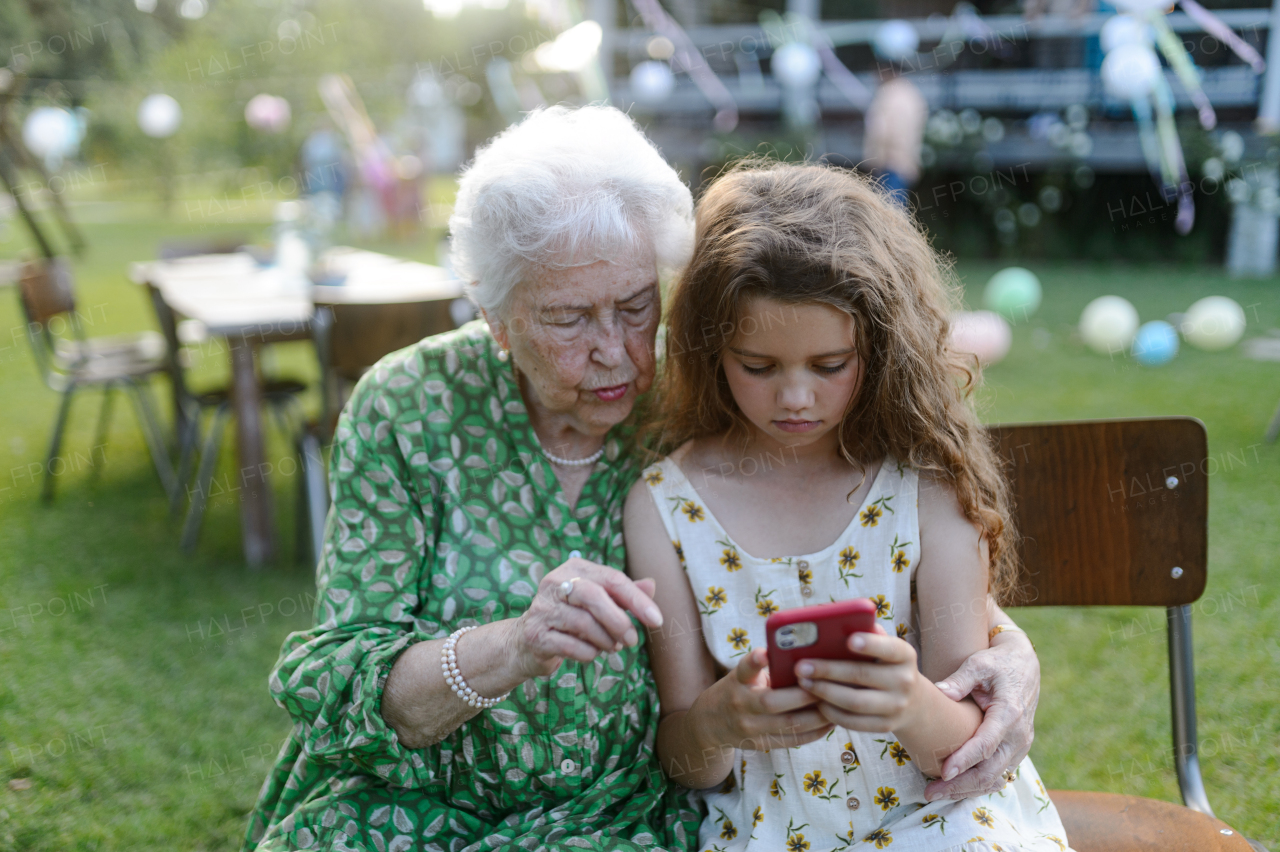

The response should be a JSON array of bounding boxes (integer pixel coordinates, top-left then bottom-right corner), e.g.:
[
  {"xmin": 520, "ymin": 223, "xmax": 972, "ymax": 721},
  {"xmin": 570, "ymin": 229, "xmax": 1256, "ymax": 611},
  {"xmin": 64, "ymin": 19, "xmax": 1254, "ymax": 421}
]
[
  {"xmin": 794, "ymin": 626, "xmax": 928, "ymax": 735},
  {"xmin": 690, "ymin": 647, "xmax": 835, "ymax": 752}
]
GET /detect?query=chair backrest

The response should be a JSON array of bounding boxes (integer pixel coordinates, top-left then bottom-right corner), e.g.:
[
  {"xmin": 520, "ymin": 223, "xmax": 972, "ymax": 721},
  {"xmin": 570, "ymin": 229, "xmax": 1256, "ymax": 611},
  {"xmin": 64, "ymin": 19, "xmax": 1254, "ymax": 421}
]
[
  {"xmin": 17, "ymin": 257, "xmax": 78, "ymax": 385},
  {"xmin": 988, "ymin": 417, "xmax": 1208, "ymax": 608},
  {"xmin": 312, "ymin": 298, "xmax": 456, "ymax": 437}
]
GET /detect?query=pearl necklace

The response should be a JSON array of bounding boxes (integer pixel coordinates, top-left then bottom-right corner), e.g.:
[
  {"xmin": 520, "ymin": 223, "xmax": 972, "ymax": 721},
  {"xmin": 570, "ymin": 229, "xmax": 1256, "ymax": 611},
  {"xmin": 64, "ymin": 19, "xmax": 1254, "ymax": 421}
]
[{"xmin": 534, "ymin": 433, "xmax": 605, "ymax": 468}]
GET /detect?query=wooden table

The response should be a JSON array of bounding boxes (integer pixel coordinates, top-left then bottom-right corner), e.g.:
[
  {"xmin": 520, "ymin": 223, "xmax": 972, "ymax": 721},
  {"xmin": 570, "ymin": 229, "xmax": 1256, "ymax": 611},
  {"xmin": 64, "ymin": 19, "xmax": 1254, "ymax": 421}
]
[{"xmin": 130, "ymin": 247, "xmax": 463, "ymax": 566}]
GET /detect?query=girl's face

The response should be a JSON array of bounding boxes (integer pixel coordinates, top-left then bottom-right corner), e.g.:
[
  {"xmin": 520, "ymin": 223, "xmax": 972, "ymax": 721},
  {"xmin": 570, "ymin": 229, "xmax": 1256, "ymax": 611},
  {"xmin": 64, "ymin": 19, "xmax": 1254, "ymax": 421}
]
[{"xmin": 722, "ymin": 297, "xmax": 864, "ymax": 452}]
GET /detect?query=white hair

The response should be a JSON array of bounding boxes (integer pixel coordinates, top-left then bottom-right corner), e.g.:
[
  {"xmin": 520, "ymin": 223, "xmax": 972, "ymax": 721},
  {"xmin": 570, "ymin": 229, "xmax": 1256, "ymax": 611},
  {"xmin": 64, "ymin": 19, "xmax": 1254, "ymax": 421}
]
[{"xmin": 449, "ymin": 105, "xmax": 695, "ymax": 316}]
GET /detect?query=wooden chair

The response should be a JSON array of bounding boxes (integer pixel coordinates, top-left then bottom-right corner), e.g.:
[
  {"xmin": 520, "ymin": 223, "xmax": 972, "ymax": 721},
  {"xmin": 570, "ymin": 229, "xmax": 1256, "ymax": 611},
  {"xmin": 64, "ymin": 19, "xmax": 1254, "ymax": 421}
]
[
  {"xmin": 988, "ymin": 417, "xmax": 1267, "ymax": 852},
  {"xmin": 17, "ymin": 258, "xmax": 176, "ymax": 502}
]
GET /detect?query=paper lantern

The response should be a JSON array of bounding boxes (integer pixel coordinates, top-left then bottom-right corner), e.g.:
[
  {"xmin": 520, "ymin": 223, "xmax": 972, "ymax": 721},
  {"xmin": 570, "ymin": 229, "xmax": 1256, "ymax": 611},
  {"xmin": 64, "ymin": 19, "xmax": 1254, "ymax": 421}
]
[
  {"xmin": 1182, "ymin": 295, "xmax": 1246, "ymax": 350},
  {"xmin": 245, "ymin": 94, "xmax": 291, "ymax": 133},
  {"xmin": 1080, "ymin": 295, "xmax": 1140, "ymax": 355},
  {"xmin": 949, "ymin": 310, "xmax": 1012, "ymax": 365},
  {"xmin": 1102, "ymin": 44, "xmax": 1161, "ymax": 100},
  {"xmin": 23, "ymin": 107, "xmax": 81, "ymax": 163},
  {"xmin": 1133, "ymin": 320, "xmax": 1179, "ymax": 365},
  {"xmin": 630, "ymin": 61, "xmax": 675, "ymax": 104},
  {"xmin": 985, "ymin": 267, "xmax": 1042, "ymax": 322},
  {"xmin": 874, "ymin": 20, "xmax": 919, "ymax": 61},
  {"xmin": 138, "ymin": 94, "xmax": 182, "ymax": 138},
  {"xmin": 772, "ymin": 42, "xmax": 821, "ymax": 89}
]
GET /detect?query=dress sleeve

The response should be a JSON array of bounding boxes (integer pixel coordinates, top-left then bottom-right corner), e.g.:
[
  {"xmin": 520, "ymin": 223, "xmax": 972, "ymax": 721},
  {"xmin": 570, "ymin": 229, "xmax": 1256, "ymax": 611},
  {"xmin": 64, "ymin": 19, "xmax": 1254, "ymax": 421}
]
[{"xmin": 267, "ymin": 364, "xmax": 440, "ymax": 788}]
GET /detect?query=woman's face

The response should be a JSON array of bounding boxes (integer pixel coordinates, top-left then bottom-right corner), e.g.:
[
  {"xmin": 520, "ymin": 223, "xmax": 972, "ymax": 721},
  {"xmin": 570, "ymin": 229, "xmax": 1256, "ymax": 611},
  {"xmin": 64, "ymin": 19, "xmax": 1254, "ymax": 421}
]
[
  {"xmin": 722, "ymin": 297, "xmax": 864, "ymax": 452},
  {"xmin": 486, "ymin": 250, "xmax": 660, "ymax": 437}
]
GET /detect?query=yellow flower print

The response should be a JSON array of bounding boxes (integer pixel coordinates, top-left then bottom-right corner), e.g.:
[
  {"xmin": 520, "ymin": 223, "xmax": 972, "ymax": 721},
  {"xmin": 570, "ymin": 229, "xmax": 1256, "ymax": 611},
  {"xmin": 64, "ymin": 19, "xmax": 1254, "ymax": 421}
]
[
  {"xmin": 644, "ymin": 467, "xmax": 663, "ymax": 485},
  {"xmin": 752, "ymin": 806, "xmax": 763, "ymax": 827},
  {"xmin": 1040, "ymin": 836, "xmax": 1067, "ymax": 851},
  {"xmin": 874, "ymin": 787, "xmax": 899, "ymax": 811},
  {"xmin": 839, "ymin": 546, "xmax": 861, "ymax": 569},
  {"xmin": 757, "ymin": 599, "xmax": 779, "ymax": 617},
  {"xmin": 892, "ymin": 551, "xmax": 910, "ymax": 573},
  {"xmin": 1036, "ymin": 779, "xmax": 1046, "ymax": 796},
  {"xmin": 682, "ymin": 501, "xmax": 705, "ymax": 522},
  {"xmin": 786, "ymin": 819, "xmax": 810, "ymax": 851},
  {"xmin": 728, "ymin": 628, "xmax": 750, "ymax": 651},
  {"xmin": 860, "ymin": 504, "xmax": 883, "ymax": 527},
  {"xmin": 972, "ymin": 807, "xmax": 995, "ymax": 828},
  {"xmin": 871, "ymin": 595, "xmax": 892, "ymax": 619},
  {"xmin": 672, "ymin": 541, "xmax": 685, "ymax": 567},
  {"xmin": 797, "ymin": 566, "xmax": 813, "ymax": 586},
  {"xmin": 888, "ymin": 742, "xmax": 912, "ymax": 765},
  {"xmin": 719, "ymin": 819, "xmax": 737, "ymax": 840},
  {"xmin": 803, "ymin": 770, "xmax": 827, "ymax": 795},
  {"xmin": 967, "ymin": 839, "xmax": 985, "ymax": 845},
  {"xmin": 720, "ymin": 548, "xmax": 742, "ymax": 572},
  {"xmin": 863, "ymin": 828, "xmax": 893, "ymax": 848},
  {"xmin": 770, "ymin": 774, "xmax": 786, "ymax": 798},
  {"xmin": 706, "ymin": 587, "xmax": 726, "ymax": 608},
  {"xmin": 896, "ymin": 623, "xmax": 909, "ymax": 639},
  {"xmin": 992, "ymin": 845, "xmax": 1005, "ymax": 852},
  {"xmin": 921, "ymin": 814, "xmax": 947, "ymax": 834}
]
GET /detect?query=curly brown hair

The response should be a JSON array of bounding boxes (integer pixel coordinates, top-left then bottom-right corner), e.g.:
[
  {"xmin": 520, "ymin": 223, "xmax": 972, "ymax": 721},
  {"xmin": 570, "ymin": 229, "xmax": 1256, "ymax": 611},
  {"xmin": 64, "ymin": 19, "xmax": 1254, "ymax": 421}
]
[{"xmin": 651, "ymin": 159, "xmax": 1019, "ymax": 604}]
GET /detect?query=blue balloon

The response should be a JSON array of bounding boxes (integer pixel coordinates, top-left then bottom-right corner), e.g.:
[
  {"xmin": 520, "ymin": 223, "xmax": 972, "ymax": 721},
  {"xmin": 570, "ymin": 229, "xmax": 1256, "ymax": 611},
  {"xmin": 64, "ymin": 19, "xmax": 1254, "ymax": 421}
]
[{"xmin": 1132, "ymin": 320, "xmax": 1179, "ymax": 366}]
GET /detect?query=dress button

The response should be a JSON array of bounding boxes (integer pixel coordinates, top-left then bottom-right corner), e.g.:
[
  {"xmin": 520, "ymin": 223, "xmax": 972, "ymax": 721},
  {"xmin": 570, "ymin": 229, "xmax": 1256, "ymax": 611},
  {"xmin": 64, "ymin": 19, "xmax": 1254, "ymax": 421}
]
[
  {"xmin": 568, "ymin": 550, "xmax": 581, "ymax": 560},
  {"xmin": 841, "ymin": 750, "xmax": 856, "ymax": 765},
  {"xmin": 847, "ymin": 796, "xmax": 860, "ymax": 810},
  {"xmin": 797, "ymin": 560, "xmax": 810, "ymax": 570},
  {"xmin": 561, "ymin": 758, "xmax": 577, "ymax": 774},
  {"xmin": 801, "ymin": 585, "xmax": 814, "ymax": 597}
]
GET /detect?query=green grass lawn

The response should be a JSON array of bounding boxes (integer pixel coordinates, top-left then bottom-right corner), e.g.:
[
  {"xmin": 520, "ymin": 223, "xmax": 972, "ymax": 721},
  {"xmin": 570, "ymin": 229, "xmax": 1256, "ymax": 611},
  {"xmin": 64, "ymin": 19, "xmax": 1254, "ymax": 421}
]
[{"xmin": 0, "ymin": 215, "xmax": 1278, "ymax": 849}]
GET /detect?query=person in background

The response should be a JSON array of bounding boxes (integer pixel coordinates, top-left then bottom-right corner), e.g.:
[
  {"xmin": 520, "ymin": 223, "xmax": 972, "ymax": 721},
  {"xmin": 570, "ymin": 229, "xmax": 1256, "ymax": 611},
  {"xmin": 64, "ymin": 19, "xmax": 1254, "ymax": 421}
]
[{"xmin": 862, "ymin": 61, "xmax": 928, "ymax": 206}]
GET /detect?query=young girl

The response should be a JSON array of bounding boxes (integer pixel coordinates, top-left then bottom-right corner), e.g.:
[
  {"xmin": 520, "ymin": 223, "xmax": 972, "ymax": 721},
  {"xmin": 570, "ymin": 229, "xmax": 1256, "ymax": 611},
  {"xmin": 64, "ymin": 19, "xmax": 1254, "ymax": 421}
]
[{"xmin": 624, "ymin": 163, "xmax": 1073, "ymax": 852}]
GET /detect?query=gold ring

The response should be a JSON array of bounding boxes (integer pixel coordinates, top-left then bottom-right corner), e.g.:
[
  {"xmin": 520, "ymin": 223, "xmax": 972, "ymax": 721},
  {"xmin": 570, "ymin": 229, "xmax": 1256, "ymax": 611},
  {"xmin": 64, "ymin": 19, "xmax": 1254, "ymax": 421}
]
[{"xmin": 559, "ymin": 577, "xmax": 581, "ymax": 602}]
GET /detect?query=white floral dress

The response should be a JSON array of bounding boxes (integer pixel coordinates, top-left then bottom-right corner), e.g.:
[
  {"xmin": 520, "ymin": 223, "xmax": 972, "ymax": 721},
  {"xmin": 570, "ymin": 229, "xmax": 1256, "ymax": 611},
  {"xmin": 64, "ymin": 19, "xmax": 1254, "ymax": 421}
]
[{"xmin": 642, "ymin": 446, "xmax": 1075, "ymax": 852}]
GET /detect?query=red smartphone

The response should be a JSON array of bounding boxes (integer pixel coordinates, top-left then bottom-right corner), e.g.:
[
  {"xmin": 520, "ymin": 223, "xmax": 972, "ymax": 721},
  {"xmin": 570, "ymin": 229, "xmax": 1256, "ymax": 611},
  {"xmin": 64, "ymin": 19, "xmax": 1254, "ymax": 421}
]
[{"xmin": 765, "ymin": 598, "xmax": 879, "ymax": 689}]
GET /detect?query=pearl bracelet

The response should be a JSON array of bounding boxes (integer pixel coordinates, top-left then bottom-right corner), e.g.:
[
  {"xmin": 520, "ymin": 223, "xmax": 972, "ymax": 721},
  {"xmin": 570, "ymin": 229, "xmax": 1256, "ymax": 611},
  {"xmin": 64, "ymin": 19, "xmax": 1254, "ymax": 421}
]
[{"xmin": 441, "ymin": 626, "xmax": 509, "ymax": 709}]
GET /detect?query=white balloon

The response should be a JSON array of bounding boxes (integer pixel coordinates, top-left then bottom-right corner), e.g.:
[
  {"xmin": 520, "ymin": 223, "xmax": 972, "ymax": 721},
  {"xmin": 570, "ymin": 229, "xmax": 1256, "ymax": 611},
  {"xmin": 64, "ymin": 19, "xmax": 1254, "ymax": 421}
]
[
  {"xmin": 1080, "ymin": 295, "xmax": 1140, "ymax": 355},
  {"xmin": 874, "ymin": 20, "xmax": 919, "ymax": 61},
  {"xmin": 1101, "ymin": 43, "xmax": 1161, "ymax": 100},
  {"xmin": 1100, "ymin": 15, "xmax": 1152, "ymax": 53},
  {"xmin": 630, "ymin": 60, "xmax": 675, "ymax": 104},
  {"xmin": 772, "ymin": 42, "xmax": 821, "ymax": 89},
  {"xmin": 949, "ymin": 310, "xmax": 1012, "ymax": 365},
  {"xmin": 23, "ymin": 107, "xmax": 81, "ymax": 161},
  {"xmin": 138, "ymin": 94, "xmax": 182, "ymax": 138},
  {"xmin": 1182, "ymin": 296, "xmax": 1246, "ymax": 350},
  {"xmin": 1111, "ymin": 0, "xmax": 1173, "ymax": 14}
]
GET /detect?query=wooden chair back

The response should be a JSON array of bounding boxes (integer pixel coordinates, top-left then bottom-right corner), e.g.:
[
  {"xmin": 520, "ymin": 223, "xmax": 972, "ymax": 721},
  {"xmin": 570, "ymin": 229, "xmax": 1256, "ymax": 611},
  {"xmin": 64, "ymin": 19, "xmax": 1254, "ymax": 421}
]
[
  {"xmin": 318, "ymin": 299, "xmax": 455, "ymax": 382},
  {"xmin": 18, "ymin": 257, "xmax": 75, "ymax": 325},
  {"xmin": 988, "ymin": 418, "xmax": 1208, "ymax": 608}
]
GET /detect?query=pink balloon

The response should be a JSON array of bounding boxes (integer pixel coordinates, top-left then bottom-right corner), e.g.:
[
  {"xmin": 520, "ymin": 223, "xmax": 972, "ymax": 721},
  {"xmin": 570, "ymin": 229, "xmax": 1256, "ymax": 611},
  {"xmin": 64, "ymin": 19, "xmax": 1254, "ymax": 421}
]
[
  {"xmin": 245, "ymin": 94, "xmax": 291, "ymax": 133},
  {"xmin": 949, "ymin": 310, "xmax": 1012, "ymax": 365}
]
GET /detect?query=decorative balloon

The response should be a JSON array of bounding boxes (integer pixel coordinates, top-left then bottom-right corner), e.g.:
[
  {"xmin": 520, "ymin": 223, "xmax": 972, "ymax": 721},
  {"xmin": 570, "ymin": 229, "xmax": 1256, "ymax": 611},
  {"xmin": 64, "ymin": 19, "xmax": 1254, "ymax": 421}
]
[
  {"xmin": 772, "ymin": 42, "xmax": 822, "ymax": 88},
  {"xmin": 1101, "ymin": 43, "xmax": 1161, "ymax": 100},
  {"xmin": 984, "ymin": 267, "xmax": 1042, "ymax": 322},
  {"xmin": 874, "ymin": 20, "xmax": 920, "ymax": 61},
  {"xmin": 630, "ymin": 60, "xmax": 676, "ymax": 104},
  {"xmin": 1133, "ymin": 320, "xmax": 1180, "ymax": 365},
  {"xmin": 245, "ymin": 94, "xmax": 291, "ymax": 133},
  {"xmin": 1098, "ymin": 0, "xmax": 1266, "ymax": 235},
  {"xmin": 1182, "ymin": 295, "xmax": 1246, "ymax": 350},
  {"xmin": 23, "ymin": 106, "xmax": 83, "ymax": 169},
  {"xmin": 138, "ymin": 94, "xmax": 182, "ymax": 138},
  {"xmin": 1080, "ymin": 295, "xmax": 1140, "ymax": 355},
  {"xmin": 949, "ymin": 310, "xmax": 1012, "ymax": 365}
]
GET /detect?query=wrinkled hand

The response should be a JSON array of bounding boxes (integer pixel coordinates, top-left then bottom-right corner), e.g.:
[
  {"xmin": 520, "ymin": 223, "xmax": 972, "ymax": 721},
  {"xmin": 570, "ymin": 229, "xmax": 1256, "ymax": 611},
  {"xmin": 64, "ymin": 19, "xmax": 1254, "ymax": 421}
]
[
  {"xmin": 512, "ymin": 558, "xmax": 663, "ymax": 679},
  {"xmin": 923, "ymin": 630, "xmax": 1040, "ymax": 801},
  {"xmin": 694, "ymin": 648, "xmax": 832, "ymax": 752}
]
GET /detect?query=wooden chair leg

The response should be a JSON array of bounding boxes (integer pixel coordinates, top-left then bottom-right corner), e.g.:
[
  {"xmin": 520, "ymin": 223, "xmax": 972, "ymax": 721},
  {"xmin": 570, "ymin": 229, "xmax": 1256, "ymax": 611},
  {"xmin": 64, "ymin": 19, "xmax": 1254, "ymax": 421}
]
[
  {"xmin": 89, "ymin": 385, "xmax": 115, "ymax": 483},
  {"xmin": 180, "ymin": 404, "xmax": 229, "ymax": 551}
]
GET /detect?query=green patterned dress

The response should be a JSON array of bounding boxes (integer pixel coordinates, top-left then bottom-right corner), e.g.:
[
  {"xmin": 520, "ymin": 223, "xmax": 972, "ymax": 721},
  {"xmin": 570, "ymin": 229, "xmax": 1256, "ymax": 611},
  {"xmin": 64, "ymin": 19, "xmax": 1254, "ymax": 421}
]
[{"xmin": 243, "ymin": 322, "xmax": 703, "ymax": 852}]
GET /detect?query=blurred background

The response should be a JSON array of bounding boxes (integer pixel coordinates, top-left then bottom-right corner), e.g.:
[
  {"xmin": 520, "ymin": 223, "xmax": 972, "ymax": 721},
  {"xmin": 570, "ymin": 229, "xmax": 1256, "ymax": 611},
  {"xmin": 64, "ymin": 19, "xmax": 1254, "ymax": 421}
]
[{"xmin": 0, "ymin": 0, "xmax": 1278, "ymax": 847}]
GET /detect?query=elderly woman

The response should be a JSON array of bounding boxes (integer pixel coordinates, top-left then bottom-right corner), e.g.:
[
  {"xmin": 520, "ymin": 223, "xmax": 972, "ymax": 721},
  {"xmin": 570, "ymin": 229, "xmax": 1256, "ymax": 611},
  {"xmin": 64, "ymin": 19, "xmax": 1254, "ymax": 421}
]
[{"xmin": 244, "ymin": 106, "xmax": 1041, "ymax": 852}]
